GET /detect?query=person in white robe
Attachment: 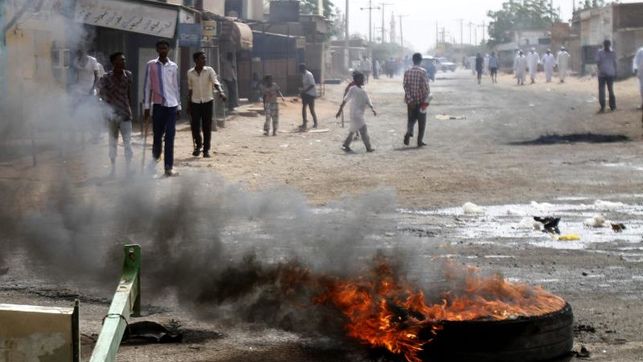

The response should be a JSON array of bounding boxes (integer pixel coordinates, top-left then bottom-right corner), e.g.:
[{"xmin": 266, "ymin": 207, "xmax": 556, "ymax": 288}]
[
  {"xmin": 542, "ymin": 49, "xmax": 557, "ymax": 83},
  {"xmin": 527, "ymin": 48, "xmax": 540, "ymax": 84},
  {"xmin": 557, "ymin": 47, "xmax": 571, "ymax": 83},
  {"xmin": 514, "ymin": 50, "xmax": 528, "ymax": 86},
  {"xmin": 336, "ymin": 72, "xmax": 377, "ymax": 153}
]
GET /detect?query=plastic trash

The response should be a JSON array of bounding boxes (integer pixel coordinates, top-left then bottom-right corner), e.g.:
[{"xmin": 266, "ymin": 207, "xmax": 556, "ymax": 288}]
[{"xmin": 557, "ymin": 234, "xmax": 581, "ymax": 241}]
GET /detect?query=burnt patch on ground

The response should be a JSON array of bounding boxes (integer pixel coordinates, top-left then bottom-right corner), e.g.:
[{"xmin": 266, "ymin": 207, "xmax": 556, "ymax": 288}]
[{"xmin": 510, "ymin": 133, "xmax": 630, "ymax": 145}]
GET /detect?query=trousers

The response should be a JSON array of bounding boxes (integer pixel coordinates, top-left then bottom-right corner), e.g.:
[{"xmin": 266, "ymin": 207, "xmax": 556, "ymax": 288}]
[
  {"xmin": 190, "ymin": 101, "xmax": 213, "ymax": 152},
  {"xmin": 152, "ymin": 104, "xmax": 177, "ymax": 171},
  {"xmin": 598, "ymin": 76, "xmax": 616, "ymax": 110},
  {"xmin": 108, "ymin": 115, "xmax": 132, "ymax": 162},
  {"xmin": 406, "ymin": 103, "xmax": 427, "ymax": 145}
]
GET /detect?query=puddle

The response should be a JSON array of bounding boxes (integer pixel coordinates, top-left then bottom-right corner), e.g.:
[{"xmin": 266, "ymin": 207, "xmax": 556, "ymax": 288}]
[{"xmin": 397, "ymin": 198, "xmax": 643, "ymax": 256}]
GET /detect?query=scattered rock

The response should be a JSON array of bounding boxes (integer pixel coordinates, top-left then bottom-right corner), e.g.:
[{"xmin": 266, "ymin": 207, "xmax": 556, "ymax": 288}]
[
  {"xmin": 583, "ymin": 214, "xmax": 606, "ymax": 228},
  {"xmin": 463, "ymin": 202, "xmax": 485, "ymax": 215},
  {"xmin": 534, "ymin": 216, "xmax": 561, "ymax": 234},
  {"xmin": 611, "ymin": 223, "xmax": 626, "ymax": 233}
]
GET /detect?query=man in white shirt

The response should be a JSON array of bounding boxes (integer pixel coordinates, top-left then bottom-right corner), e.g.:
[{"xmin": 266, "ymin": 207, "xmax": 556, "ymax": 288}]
[
  {"xmin": 72, "ymin": 49, "xmax": 99, "ymax": 97},
  {"xmin": 72, "ymin": 49, "xmax": 101, "ymax": 142},
  {"xmin": 634, "ymin": 46, "xmax": 643, "ymax": 109},
  {"xmin": 187, "ymin": 51, "xmax": 226, "ymax": 158},
  {"xmin": 143, "ymin": 40, "xmax": 182, "ymax": 177},
  {"xmin": 299, "ymin": 63, "xmax": 319, "ymax": 129},
  {"xmin": 336, "ymin": 72, "xmax": 376, "ymax": 153}
]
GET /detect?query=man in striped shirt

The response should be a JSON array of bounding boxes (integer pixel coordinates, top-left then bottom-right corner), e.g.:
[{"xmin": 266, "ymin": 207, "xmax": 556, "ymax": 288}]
[
  {"xmin": 99, "ymin": 52, "xmax": 133, "ymax": 177},
  {"xmin": 403, "ymin": 53, "xmax": 430, "ymax": 147},
  {"xmin": 143, "ymin": 40, "xmax": 182, "ymax": 177}
]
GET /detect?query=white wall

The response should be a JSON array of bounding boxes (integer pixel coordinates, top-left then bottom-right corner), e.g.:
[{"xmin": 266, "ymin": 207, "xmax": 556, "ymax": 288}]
[
  {"xmin": 243, "ymin": 0, "xmax": 264, "ymax": 21},
  {"xmin": 203, "ymin": 0, "xmax": 225, "ymax": 15}
]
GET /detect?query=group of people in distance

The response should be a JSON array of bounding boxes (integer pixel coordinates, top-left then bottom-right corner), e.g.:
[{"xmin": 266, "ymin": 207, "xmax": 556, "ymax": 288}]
[{"xmin": 512, "ymin": 47, "xmax": 571, "ymax": 86}]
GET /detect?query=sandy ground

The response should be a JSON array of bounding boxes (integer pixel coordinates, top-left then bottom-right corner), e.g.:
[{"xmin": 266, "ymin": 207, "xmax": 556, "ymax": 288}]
[{"xmin": 2, "ymin": 69, "xmax": 643, "ymax": 361}]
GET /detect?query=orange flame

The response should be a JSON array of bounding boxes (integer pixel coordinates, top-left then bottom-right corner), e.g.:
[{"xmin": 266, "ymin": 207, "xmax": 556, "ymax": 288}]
[{"xmin": 315, "ymin": 259, "xmax": 565, "ymax": 362}]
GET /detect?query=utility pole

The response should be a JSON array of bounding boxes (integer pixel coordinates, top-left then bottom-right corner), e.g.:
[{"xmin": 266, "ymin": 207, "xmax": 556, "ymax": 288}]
[
  {"xmin": 455, "ymin": 19, "xmax": 464, "ymax": 47},
  {"xmin": 360, "ymin": 0, "xmax": 381, "ymax": 44},
  {"xmin": 379, "ymin": 3, "xmax": 392, "ymax": 44},
  {"xmin": 435, "ymin": 22, "xmax": 439, "ymax": 49},
  {"xmin": 399, "ymin": 15, "xmax": 408, "ymax": 56},
  {"xmin": 468, "ymin": 21, "xmax": 474, "ymax": 45},
  {"xmin": 345, "ymin": 0, "xmax": 349, "ymax": 70},
  {"xmin": 479, "ymin": 22, "xmax": 486, "ymax": 44}
]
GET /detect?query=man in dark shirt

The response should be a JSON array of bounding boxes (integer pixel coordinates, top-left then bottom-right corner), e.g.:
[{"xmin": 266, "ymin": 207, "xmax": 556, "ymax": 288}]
[
  {"xmin": 99, "ymin": 52, "xmax": 133, "ymax": 176},
  {"xmin": 596, "ymin": 39, "xmax": 618, "ymax": 112}
]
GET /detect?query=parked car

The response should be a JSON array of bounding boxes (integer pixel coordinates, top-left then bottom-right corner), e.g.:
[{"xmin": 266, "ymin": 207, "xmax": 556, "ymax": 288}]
[{"xmin": 436, "ymin": 57, "xmax": 457, "ymax": 72}]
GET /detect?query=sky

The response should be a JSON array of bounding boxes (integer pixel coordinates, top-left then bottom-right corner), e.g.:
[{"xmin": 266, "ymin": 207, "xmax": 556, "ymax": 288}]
[{"xmin": 334, "ymin": 0, "xmax": 640, "ymax": 51}]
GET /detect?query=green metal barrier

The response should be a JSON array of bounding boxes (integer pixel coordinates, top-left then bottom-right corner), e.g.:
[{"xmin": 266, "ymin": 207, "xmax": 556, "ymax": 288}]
[{"xmin": 89, "ymin": 244, "xmax": 141, "ymax": 362}]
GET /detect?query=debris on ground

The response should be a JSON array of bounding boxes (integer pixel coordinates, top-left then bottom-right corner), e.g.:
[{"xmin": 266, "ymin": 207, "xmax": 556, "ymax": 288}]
[
  {"xmin": 463, "ymin": 202, "xmax": 485, "ymax": 215},
  {"xmin": 574, "ymin": 345, "xmax": 591, "ymax": 359},
  {"xmin": 584, "ymin": 214, "xmax": 606, "ymax": 228},
  {"xmin": 122, "ymin": 321, "xmax": 183, "ymax": 344},
  {"xmin": 611, "ymin": 223, "xmax": 626, "ymax": 233},
  {"xmin": 534, "ymin": 216, "xmax": 561, "ymax": 234},
  {"xmin": 516, "ymin": 217, "xmax": 542, "ymax": 231},
  {"xmin": 557, "ymin": 234, "xmax": 581, "ymax": 241},
  {"xmin": 435, "ymin": 114, "xmax": 466, "ymax": 120}
]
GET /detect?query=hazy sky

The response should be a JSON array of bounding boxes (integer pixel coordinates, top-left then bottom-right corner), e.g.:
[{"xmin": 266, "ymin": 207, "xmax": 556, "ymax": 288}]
[{"xmin": 334, "ymin": 0, "xmax": 639, "ymax": 51}]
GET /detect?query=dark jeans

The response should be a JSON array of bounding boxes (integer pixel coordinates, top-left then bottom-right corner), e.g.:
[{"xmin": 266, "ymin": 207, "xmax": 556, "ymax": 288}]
[
  {"xmin": 598, "ymin": 76, "xmax": 616, "ymax": 110},
  {"xmin": 301, "ymin": 94, "xmax": 318, "ymax": 127},
  {"xmin": 406, "ymin": 103, "xmax": 427, "ymax": 145},
  {"xmin": 190, "ymin": 101, "xmax": 213, "ymax": 152},
  {"xmin": 152, "ymin": 104, "xmax": 177, "ymax": 171},
  {"xmin": 224, "ymin": 79, "xmax": 238, "ymax": 110}
]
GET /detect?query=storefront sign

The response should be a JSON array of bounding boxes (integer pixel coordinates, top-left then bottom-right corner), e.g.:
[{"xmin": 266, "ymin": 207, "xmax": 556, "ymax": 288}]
[
  {"xmin": 75, "ymin": 0, "xmax": 178, "ymax": 38},
  {"xmin": 178, "ymin": 23, "xmax": 202, "ymax": 48}
]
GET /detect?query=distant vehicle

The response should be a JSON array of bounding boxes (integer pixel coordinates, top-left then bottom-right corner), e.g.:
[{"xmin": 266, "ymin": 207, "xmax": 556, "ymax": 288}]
[
  {"xmin": 421, "ymin": 55, "xmax": 437, "ymax": 81},
  {"xmin": 436, "ymin": 57, "xmax": 457, "ymax": 72}
]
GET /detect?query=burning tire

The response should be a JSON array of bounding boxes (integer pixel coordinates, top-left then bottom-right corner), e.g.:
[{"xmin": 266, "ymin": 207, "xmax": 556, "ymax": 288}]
[{"xmin": 419, "ymin": 303, "xmax": 573, "ymax": 362}]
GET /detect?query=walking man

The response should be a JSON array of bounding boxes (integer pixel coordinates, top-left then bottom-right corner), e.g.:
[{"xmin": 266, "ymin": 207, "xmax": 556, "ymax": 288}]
[
  {"xmin": 336, "ymin": 72, "xmax": 376, "ymax": 153},
  {"xmin": 489, "ymin": 51, "xmax": 499, "ymax": 84},
  {"xmin": 557, "ymin": 47, "xmax": 570, "ymax": 83},
  {"xmin": 299, "ymin": 63, "xmax": 319, "ymax": 129},
  {"xmin": 222, "ymin": 52, "xmax": 238, "ymax": 112},
  {"xmin": 98, "ymin": 52, "xmax": 133, "ymax": 177},
  {"xmin": 633, "ymin": 46, "xmax": 643, "ymax": 109},
  {"xmin": 527, "ymin": 48, "xmax": 540, "ymax": 84},
  {"xmin": 187, "ymin": 51, "xmax": 226, "ymax": 158},
  {"xmin": 596, "ymin": 39, "xmax": 618, "ymax": 113},
  {"xmin": 403, "ymin": 53, "xmax": 430, "ymax": 148},
  {"xmin": 542, "ymin": 49, "xmax": 556, "ymax": 83},
  {"xmin": 361, "ymin": 56, "xmax": 372, "ymax": 83},
  {"xmin": 514, "ymin": 50, "xmax": 527, "ymax": 86},
  {"xmin": 72, "ymin": 48, "xmax": 101, "ymax": 142},
  {"xmin": 475, "ymin": 53, "xmax": 484, "ymax": 85},
  {"xmin": 143, "ymin": 40, "xmax": 181, "ymax": 177}
]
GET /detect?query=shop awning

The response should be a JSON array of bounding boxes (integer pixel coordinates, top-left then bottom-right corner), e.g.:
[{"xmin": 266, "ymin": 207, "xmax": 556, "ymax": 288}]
[{"xmin": 221, "ymin": 19, "xmax": 253, "ymax": 50}]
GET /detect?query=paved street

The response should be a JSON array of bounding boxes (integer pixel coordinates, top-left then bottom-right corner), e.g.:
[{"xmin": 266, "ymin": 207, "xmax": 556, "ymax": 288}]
[{"xmin": 1, "ymin": 69, "xmax": 643, "ymax": 361}]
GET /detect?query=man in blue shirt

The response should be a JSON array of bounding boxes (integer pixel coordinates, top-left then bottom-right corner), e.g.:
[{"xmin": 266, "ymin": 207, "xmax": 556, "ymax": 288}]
[{"xmin": 596, "ymin": 40, "xmax": 618, "ymax": 112}]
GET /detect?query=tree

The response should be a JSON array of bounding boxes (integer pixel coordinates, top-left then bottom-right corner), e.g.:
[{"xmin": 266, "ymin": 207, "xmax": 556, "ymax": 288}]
[
  {"xmin": 300, "ymin": 0, "xmax": 335, "ymax": 18},
  {"xmin": 487, "ymin": 0, "xmax": 560, "ymax": 47}
]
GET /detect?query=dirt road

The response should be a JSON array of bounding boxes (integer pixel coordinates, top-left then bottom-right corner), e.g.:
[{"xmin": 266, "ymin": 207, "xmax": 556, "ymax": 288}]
[{"xmin": 1, "ymin": 70, "xmax": 643, "ymax": 361}]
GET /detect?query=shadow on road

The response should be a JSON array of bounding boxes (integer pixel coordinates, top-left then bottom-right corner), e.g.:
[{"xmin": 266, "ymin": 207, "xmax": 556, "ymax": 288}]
[{"xmin": 509, "ymin": 133, "xmax": 630, "ymax": 146}]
